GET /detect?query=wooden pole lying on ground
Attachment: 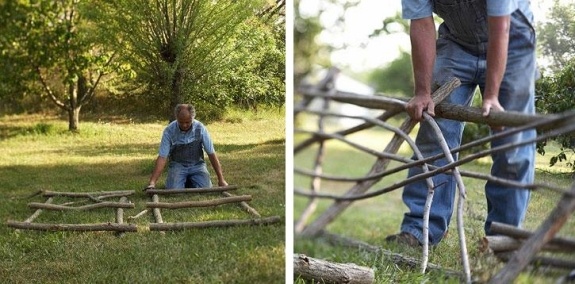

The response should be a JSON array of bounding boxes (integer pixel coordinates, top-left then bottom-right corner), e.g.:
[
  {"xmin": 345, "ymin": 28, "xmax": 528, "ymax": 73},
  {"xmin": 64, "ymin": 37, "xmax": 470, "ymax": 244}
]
[
  {"xmin": 221, "ymin": 191, "xmax": 261, "ymax": 217},
  {"xmin": 116, "ymin": 197, "xmax": 127, "ymax": 225},
  {"xmin": 489, "ymin": 222, "xmax": 575, "ymax": 251},
  {"xmin": 24, "ymin": 197, "xmax": 54, "ymax": 223},
  {"xmin": 144, "ymin": 185, "xmax": 238, "ymax": 195},
  {"xmin": 489, "ymin": 181, "xmax": 575, "ymax": 283},
  {"xmin": 495, "ymin": 251, "xmax": 575, "ymax": 270},
  {"xmin": 41, "ymin": 190, "xmax": 134, "ymax": 197},
  {"xmin": 146, "ymin": 195, "xmax": 252, "ymax": 209},
  {"xmin": 151, "ymin": 194, "xmax": 163, "ymax": 224},
  {"xmin": 6, "ymin": 221, "xmax": 137, "ymax": 232},
  {"xmin": 294, "ymin": 254, "xmax": 375, "ymax": 284},
  {"xmin": 481, "ymin": 235, "xmax": 572, "ymax": 253},
  {"xmin": 28, "ymin": 201, "xmax": 134, "ymax": 211},
  {"xmin": 149, "ymin": 216, "xmax": 282, "ymax": 231}
]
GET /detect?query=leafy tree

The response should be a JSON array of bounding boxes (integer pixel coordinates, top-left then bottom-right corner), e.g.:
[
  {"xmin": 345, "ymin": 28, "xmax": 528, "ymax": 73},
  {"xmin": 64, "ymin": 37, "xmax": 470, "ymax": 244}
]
[
  {"xmin": 367, "ymin": 50, "xmax": 413, "ymax": 97},
  {"xmin": 537, "ymin": 0, "xmax": 575, "ymax": 73},
  {"xmin": 99, "ymin": 0, "xmax": 273, "ymax": 121},
  {"xmin": 0, "ymin": 0, "xmax": 115, "ymax": 131},
  {"xmin": 535, "ymin": 60, "xmax": 575, "ymax": 172}
]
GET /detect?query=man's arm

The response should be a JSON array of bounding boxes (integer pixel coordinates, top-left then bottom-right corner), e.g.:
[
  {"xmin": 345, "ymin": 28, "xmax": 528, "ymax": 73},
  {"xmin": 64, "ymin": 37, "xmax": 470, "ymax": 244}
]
[
  {"xmin": 208, "ymin": 153, "xmax": 228, "ymax": 186},
  {"xmin": 147, "ymin": 156, "xmax": 167, "ymax": 188},
  {"xmin": 482, "ymin": 15, "xmax": 511, "ymax": 117},
  {"xmin": 406, "ymin": 16, "xmax": 437, "ymax": 121}
]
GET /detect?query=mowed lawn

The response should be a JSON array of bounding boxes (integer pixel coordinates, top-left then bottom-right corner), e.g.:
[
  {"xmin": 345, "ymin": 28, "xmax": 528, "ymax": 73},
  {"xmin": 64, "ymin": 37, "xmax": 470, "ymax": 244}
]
[
  {"xmin": 294, "ymin": 119, "xmax": 575, "ymax": 283},
  {"xmin": 0, "ymin": 109, "xmax": 285, "ymax": 283}
]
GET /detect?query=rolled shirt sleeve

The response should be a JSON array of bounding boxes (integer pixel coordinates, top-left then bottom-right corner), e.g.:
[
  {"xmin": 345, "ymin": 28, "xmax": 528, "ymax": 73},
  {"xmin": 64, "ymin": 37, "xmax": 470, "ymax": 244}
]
[
  {"xmin": 158, "ymin": 129, "xmax": 172, "ymax": 158},
  {"xmin": 402, "ymin": 0, "xmax": 433, "ymax": 19},
  {"xmin": 486, "ymin": 0, "xmax": 518, "ymax": 16},
  {"xmin": 201, "ymin": 127, "xmax": 215, "ymax": 155}
]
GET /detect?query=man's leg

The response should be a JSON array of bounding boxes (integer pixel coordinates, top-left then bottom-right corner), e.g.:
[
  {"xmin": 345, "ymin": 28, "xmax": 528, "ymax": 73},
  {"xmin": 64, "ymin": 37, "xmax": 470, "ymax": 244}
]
[
  {"xmin": 166, "ymin": 163, "xmax": 188, "ymax": 189},
  {"xmin": 188, "ymin": 164, "xmax": 213, "ymax": 188},
  {"xmin": 396, "ymin": 36, "xmax": 480, "ymax": 245},
  {"xmin": 483, "ymin": 12, "xmax": 537, "ymax": 234}
]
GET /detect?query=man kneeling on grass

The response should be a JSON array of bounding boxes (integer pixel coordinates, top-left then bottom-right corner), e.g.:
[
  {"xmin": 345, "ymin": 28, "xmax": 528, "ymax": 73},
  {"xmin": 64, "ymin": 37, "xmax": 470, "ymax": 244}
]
[{"xmin": 145, "ymin": 104, "xmax": 228, "ymax": 190}]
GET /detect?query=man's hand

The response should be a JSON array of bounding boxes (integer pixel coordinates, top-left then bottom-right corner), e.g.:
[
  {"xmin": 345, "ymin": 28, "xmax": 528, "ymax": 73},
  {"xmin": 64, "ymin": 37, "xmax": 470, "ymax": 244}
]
[
  {"xmin": 406, "ymin": 95, "xmax": 435, "ymax": 121},
  {"xmin": 143, "ymin": 184, "xmax": 155, "ymax": 191},
  {"xmin": 482, "ymin": 97, "xmax": 505, "ymax": 130},
  {"xmin": 218, "ymin": 180, "xmax": 228, "ymax": 187}
]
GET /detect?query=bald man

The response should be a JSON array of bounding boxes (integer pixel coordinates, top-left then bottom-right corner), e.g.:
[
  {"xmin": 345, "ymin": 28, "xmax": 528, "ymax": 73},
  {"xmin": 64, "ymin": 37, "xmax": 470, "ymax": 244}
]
[{"xmin": 145, "ymin": 104, "xmax": 228, "ymax": 190}]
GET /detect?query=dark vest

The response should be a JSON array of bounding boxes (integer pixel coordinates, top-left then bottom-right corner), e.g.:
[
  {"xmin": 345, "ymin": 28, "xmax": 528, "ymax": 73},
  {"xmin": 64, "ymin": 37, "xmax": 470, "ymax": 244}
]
[
  {"xmin": 169, "ymin": 127, "xmax": 204, "ymax": 165},
  {"xmin": 433, "ymin": 0, "xmax": 489, "ymax": 55}
]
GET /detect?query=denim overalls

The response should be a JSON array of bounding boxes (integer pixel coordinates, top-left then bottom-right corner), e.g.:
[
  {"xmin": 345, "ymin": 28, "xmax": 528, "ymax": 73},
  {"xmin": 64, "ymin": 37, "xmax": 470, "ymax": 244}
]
[
  {"xmin": 401, "ymin": 0, "xmax": 537, "ymax": 245},
  {"xmin": 166, "ymin": 127, "xmax": 212, "ymax": 189}
]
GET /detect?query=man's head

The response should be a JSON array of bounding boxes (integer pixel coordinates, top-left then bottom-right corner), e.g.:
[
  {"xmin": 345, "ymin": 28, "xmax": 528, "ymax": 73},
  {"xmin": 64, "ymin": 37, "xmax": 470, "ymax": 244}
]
[{"xmin": 174, "ymin": 104, "xmax": 195, "ymax": 131}]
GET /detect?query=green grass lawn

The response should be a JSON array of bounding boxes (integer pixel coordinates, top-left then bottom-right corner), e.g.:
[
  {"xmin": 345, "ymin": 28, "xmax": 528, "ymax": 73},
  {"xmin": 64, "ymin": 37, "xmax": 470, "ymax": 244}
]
[
  {"xmin": 294, "ymin": 119, "xmax": 575, "ymax": 283},
  {"xmin": 0, "ymin": 108, "xmax": 285, "ymax": 283}
]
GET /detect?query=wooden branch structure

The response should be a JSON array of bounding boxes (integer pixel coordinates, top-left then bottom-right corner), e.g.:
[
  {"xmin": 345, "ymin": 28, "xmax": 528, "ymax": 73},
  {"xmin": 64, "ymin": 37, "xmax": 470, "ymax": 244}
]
[
  {"xmin": 146, "ymin": 195, "xmax": 252, "ymax": 209},
  {"xmin": 6, "ymin": 190, "xmax": 135, "ymax": 233},
  {"xmin": 294, "ymin": 68, "xmax": 575, "ymax": 283},
  {"xmin": 7, "ymin": 186, "xmax": 281, "ymax": 233},
  {"xmin": 144, "ymin": 185, "xmax": 238, "ymax": 195},
  {"xmin": 149, "ymin": 216, "xmax": 281, "ymax": 231},
  {"xmin": 6, "ymin": 221, "xmax": 137, "ymax": 232},
  {"xmin": 145, "ymin": 185, "xmax": 280, "ymax": 232},
  {"xmin": 294, "ymin": 254, "xmax": 375, "ymax": 284}
]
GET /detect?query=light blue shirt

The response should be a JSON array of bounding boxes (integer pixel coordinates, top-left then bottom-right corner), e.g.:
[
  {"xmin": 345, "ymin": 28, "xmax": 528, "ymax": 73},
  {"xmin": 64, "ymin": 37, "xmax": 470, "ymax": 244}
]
[
  {"xmin": 158, "ymin": 120, "xmax": 215, "ymax": 158},
  {"xmin": 402, "ymin": 0, "xmax": 532, "ymax": 21}
]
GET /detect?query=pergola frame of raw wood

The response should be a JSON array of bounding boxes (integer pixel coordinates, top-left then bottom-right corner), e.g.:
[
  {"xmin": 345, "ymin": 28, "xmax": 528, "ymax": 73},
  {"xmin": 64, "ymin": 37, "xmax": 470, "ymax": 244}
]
[
  {"xmin": 6, "ymin": 190, "xmax": 137, "ymax": 232},
  {"xmin": 144, "ymin": 185, "xmax": 281, "ymax": 231},
  {"xmin": 294, "ymin": 67, "xmax": 575, "ymax": 284}
]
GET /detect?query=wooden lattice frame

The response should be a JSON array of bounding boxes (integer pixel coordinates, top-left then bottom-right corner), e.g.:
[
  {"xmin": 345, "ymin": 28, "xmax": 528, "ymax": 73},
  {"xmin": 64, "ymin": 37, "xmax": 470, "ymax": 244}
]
[
  {"xmin": 143, "ymin": 185, "xmax": 281, "ymax": 231},
  {"xmin": 294, "ymin": 67, "xmax": 575, "ymax": 283},
  {"xmin": 6, "ymin": 190, "xmax": 137, "ymax": 232}
]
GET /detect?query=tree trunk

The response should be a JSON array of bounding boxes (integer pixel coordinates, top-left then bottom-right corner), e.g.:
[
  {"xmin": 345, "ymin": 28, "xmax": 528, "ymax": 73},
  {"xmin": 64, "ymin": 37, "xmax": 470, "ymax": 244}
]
[{"xmin": 169, "ymin": 67, "xmax": 184, "ymax": 121}]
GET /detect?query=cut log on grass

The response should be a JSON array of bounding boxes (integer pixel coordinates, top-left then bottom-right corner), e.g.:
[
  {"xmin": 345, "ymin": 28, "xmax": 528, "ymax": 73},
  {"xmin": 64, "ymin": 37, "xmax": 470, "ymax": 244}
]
[
  {"xmin": 294, "ymin": 254, "xmax": 374, "ymax": 284},
  {"xmin": 146, "ymin": 195, "xmax": 252, "ymax": 209},
  {"xmin": 148, "ymin": 216, "xmax": 282, "ymax": 231},
  {"xmin": 490, "ymin": 222, "xmax": 575, "ymax": 252},
  {"xmin": 41, "ymin": 190, "xmax": 134, "ymax": 197},
  {"xmin": 221, "ymin": 191, "xmax": 261, "ymax": 217},
  {"xmin": 481, "ymin": 236, "xmax": 569, "ymax": 253},
  {"xmin": 28, "ymin": 201, "xmax": 134, "ymax": 211},
  {"xmin": 144, "ymin": 185, "xmax": 238, "ymax": 195},
  {"xmin": 6, "ymin": 221, "xmax": 137, "ymax": 232},
  {"xmin": 317, "ymin": 230, "xmax": 464, "ymax": 279}
]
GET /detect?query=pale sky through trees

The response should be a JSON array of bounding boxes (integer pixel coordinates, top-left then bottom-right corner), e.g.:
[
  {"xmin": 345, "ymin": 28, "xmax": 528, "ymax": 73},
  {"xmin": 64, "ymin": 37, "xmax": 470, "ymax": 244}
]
[{"xmin": 300, "ymin": 0, "xmax": 555, "ymax": 73}]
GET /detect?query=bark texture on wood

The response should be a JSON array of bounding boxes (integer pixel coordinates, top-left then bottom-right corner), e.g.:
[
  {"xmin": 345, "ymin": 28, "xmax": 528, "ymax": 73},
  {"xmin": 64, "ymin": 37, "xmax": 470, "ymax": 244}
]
[
  {"xmin": 481, "ymin": 236, "xmax": 570, "ymax": 253},
  {"xmin": 146, "ymin": 195, "xmax": 252, "ymax": 209},
  {"xmin": 148, "ymin": 216, "xmax": 282, "ymax": 231},
  {"xmin": 41, "ymin": 190, "xmax": 134, "ymax": 197},
  {"xmin": 294, "ymin": 254, "xmax": 374, "ymax": 284},
  {"xmin": 316, "ymin": 230, "xmax": 463, "ymax": 279},
  {"xmin": 495, "ymin": 252, "xmax": 575, "ymax": 270},
  {"xmin": 6, "ymin": 221, "xmax": 137, "ymax": 232},
  {"xmin": 300, "ymin": 78, "xmax": 460, "ymax": 237},
  {"xmin": 221, "ymin": 191, "xmax": 261, "ymax": 217},
  {"xmin": 489, "ymin": 222, "xmax": 575, "ymax": 251},
  {"xmin": 144, "ymin": 185, "xmax": 238, "ymax": 195},
  {"xmin": 24, "ymin": 197, "xmax": 54, "ymax": 223},
  {"xmin": 489, "ymin": 182, "xmax": 575, "ymax": 283},
  {"xmin": 151, "ymin": 194, "xmax": 164, "ymax": 224},
  {"xmin": 28, "ymin": 202, "xmax": 134, "ymax": 211}
]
